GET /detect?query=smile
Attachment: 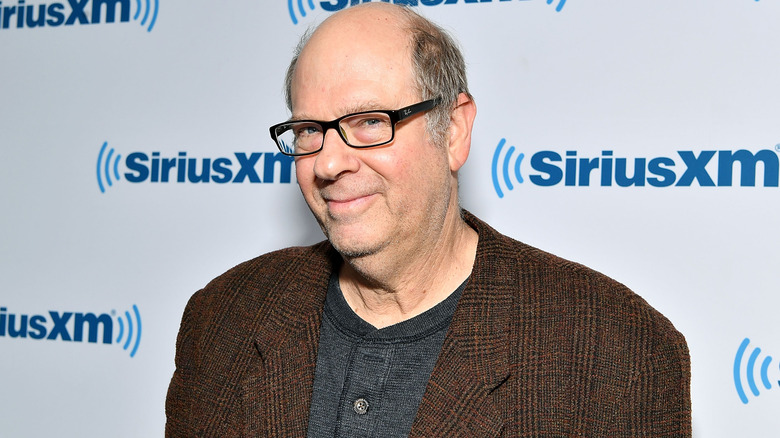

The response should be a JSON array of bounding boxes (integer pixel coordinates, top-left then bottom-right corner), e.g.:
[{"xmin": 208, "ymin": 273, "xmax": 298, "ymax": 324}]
[{"xmin": 324, "ymin": 193, "xmax": 377, "ymax": 216}]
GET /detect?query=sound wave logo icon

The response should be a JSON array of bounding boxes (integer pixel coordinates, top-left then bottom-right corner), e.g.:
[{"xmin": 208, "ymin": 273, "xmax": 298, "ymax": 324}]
[
  {"xmin": 288, "ymin": 0, "xmax": 316, "ymax": 25},
  {"xmin": 97, "ymin": 141, "xmax": 122, "ymax": 193},
  {"xmin": 734, "ymin": 338, "xmax": 777, "ymax": 404},
  {"xmin": 114, "ymin": 305, "xmax": 142, "ymax": 358},
  {"xmin": 491, "ymin": 138, "xmax": 525, "ymax": 198},
  {"xmin": 134, "ymin": 0, "xmax": 160, "ymax": 32}
]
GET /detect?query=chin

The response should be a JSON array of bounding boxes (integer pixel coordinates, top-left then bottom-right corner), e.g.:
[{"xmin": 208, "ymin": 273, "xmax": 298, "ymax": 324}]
[
  {"xmin": 326, "ymin": 229, "xmax": 387, "ymax": 259},
  {"xmin": 327, "ymin": 235, "xmax": 380, "ymax": 258}
]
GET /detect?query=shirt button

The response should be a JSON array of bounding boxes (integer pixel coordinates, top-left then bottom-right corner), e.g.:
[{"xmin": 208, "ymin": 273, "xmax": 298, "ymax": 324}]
[{"xmin": 353, "ymin": 398, "xmax": 369, "ymax": 415}]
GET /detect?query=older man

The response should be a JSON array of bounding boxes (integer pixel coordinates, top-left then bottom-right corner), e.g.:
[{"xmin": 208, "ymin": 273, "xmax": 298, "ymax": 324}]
[{"xmin": 166, "ymin": 3, "xmax": 691, "ymax": 437}]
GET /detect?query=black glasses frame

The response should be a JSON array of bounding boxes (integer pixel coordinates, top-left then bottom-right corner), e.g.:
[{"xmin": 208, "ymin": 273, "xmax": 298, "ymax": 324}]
[{"xmin": 269, "ymin": 97, "xmax": 443, "ymax": 157}]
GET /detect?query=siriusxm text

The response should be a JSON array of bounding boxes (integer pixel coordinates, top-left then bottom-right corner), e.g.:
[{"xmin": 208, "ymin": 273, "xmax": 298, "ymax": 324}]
[
  {"xmin": 125, "ymin": 152, "xmax": 294, "ymax": 184},
  {"xmin": 0, "ymin": 307, "xmax": 113, "ymax": 343},
  {"xmin": 528, "ymin": 149, "xmax": 779, "ymax": 187},
  {"xmin": 0, "ymin": 0, "xmax": 130, "ymax": 29}
]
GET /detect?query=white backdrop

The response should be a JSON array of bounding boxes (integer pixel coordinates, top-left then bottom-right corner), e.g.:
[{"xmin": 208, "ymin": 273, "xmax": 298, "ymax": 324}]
[{"xmin": 1, "ymin": 0, "xmax": 778, "ymax": 436}]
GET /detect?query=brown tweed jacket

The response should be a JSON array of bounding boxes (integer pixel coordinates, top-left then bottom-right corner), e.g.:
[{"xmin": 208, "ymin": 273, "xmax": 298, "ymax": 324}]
[{"xmin": 166, "ymin": 212, "xmax": 691, "ymax": 437}]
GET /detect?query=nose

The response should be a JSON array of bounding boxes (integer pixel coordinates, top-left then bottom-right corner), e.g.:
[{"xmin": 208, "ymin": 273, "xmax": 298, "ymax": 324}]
[{"xmin": 313, "ymin": 126, "xmax": 359, "ymax": 181}]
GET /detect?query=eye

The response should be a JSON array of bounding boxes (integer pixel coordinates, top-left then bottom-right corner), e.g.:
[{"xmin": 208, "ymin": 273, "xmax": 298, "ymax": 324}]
[
  {"xmin": 346, "ymin": 114, "xmax": 390, "ymax": 130},
  {"xmin": 362, "ymin": 117, "xmax": 383, "ymax": 127},
  {"xmin": 294, "ymin": 123, "xmax": 322, "ymax": 137}
]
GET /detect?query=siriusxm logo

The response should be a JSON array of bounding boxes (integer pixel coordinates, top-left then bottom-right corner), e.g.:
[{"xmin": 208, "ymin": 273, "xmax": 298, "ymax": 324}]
[
  {"xmin": 286, "ymin": 0, "xmax": 566, "ymax": 26},
  {"xmin": 0, "ymin": 0, "xmax": 159, "ymax": 32},
  {"xmin": 0, "ymin": 304, "xmax": 142, "ymax": 358},
  {"xmin": 734, "ymin": 338, "xmax": 778, "ymax": 404},
  {"xmin": 491, "ymin": 138, "xmax": 780, "ymax": 197},
  {"xmin": 96, "ymin": 142, "xmax": 295, "ymax": 193}
]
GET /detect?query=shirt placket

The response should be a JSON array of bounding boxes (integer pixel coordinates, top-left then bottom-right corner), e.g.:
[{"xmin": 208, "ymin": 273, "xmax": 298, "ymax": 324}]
[{"xmin": 335, "ymin": 342, "xmax": 395, "ymax": 437}]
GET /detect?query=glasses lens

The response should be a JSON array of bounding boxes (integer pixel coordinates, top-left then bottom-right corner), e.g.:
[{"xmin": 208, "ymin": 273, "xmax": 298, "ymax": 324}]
[
  {"xmin": 340, "ymin": 113, "xmax": 393, "ymax": 147},
  {"xmin": 276, "ymin": 122, "xmax": 323, "ymax": 156}
]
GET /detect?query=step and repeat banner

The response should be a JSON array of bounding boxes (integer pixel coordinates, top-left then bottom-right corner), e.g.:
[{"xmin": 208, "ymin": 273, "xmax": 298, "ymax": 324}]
[{"xmin": 1, "ymin": 0, "xmax": 778, "ymax": 436}]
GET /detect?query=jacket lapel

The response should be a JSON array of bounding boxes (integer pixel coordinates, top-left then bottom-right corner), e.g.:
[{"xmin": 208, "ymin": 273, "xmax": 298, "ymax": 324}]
[
  {"xmin": 243, "ymin": 244, "xmax": 337, "ymax": 437},
  {"xmin": 410, "ymin": 214, "xmax": 513, "ymax": 437}
]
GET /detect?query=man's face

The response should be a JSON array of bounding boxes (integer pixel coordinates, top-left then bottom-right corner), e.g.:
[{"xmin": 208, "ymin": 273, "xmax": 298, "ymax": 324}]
[{"xmin": 290, "ymin": 10, "xmax": 454, "ymax": 260}]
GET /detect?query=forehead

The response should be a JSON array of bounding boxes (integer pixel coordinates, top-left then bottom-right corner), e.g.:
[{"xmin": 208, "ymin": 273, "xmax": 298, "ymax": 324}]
[{"xmin": 290, "ymin": 8, "xmax": 416, "ymax": 115}]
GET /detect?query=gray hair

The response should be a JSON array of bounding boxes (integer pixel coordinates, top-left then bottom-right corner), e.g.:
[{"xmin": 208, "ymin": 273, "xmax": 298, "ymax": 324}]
[{"xmin": 283, "ymin": 5, "xmax": 471, "ymax": 147}]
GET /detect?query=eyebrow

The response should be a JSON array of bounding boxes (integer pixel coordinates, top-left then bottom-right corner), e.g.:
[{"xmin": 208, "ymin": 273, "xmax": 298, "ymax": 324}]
[{"xmin": 291, "ymin": 100, "xmax": 388, "ymax": 122}]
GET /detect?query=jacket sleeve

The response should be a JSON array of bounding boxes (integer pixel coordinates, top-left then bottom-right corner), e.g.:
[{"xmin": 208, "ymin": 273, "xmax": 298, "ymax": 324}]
[
  {"xmin": 165, "ymin": 289, "xmax": 206, "ymax": 438},
  {"xmin": 611, "ymin": 317, "xmax": 692, "ymax": 437}
]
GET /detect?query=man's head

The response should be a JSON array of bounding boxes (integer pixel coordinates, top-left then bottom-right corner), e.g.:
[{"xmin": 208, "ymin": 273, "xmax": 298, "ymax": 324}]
[{"xmin": 281, "ymin": 3, "xmax": 477, "ymax": 265}]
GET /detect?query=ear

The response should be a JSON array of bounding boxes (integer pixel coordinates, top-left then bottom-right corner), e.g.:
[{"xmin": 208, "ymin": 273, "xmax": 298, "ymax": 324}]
[{"xmin": 447, "ymin": 92, "xmax": 477, "ymax": 173}]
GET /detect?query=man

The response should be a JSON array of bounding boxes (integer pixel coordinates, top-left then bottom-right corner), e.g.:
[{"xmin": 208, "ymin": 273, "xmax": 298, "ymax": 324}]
[{"xmin": 166, "ymin": 3, "xmax": 691, "ymax": 437}]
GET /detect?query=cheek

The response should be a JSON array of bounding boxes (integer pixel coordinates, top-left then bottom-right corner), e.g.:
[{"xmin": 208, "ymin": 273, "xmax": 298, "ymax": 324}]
[{"xmin": 294, "ymin": 160, "xmax": 316, "ymax": 195}]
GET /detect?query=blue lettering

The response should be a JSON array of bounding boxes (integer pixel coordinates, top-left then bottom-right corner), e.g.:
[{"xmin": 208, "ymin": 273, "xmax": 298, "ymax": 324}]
[
  {"xmin": 564, "ymin": 151, "xmax": 577, "ymax": 186},
  {"xmin": 74, "ymin": 313, "xmax": 113, "ymax": 344},
  {"xmin": 65, "ymin": 0, "xmax": 89, "ymax": 25},
  {"xmin": 188, "ymin": 158, "xmax": 211, "ymax": 183},
  {"xmin": 121, "ymin": 151, "xmax": 293, "ymax": 185},
  {"xmin": 263, "ymin": 153, "xmax": 294, "ymax": 184},
  {"xmin": 718, "ymin": 149, "xmax": 779, "ymax": 187},
  {"xmin": 212, "ymin": 158, "xmax": 233, "ymax": 183},
  {"xmin": 151, "ymin": 152, "xmax": 160, "ymax": 182},
  {"xmin": 615, "ymin": 157, "xmax": 646, "ymax": 187},
  {"xmin": 177, "ymin": 152, "xmax": 187, "ymax": 182},
  {"xmin": 25, "ymin": 4, "xmax": 46, "ymax": 28},
  {"xmin": 0, "ymin": 0, "xmax": 136, "ymax": 29},
  {"xmin": 2, "ymin": 3, "xmax": 16, "ymax": 29},
  {"xmin": 46, "ymin": 3, "xmax": 65, "ymax": 26},
  {"xmin": 28, "ymin": 315, "xmax": 47, "ymax": 340},
  {"xmin": 47, "ymin": 311, "xmax": 73, "ymax": 341},
  {"xmin": 92, "ymin": 0, "xmax": 130, "ymax": 24},
  {"xmin": 529, "ymin": 151, "xmax": 562, "ymax": 186},
  {"xmin": 125, "ymin": 152, "xmax": 149, "ymax": 182},
  {"xmin": 600, "ymin": 151, "xmax": 613, "ymax": 186},
  {"xmin": 677, "ymin": 151, "xmax": 715, "ymax": 187},
  {"xmin": 15, "ymin": 0, "xmax": 23, "ymax": 28},
  {"xmin": 578, "ymin": 157, "xmax": 599, "ymax": 186},
  {"xmin": 233, "ymin": 152, "xmax": 263, "ymax": 183},
  {"xmin": 320, "ymin": 0, "xmax": 347, "ymax": 11},
  {"xmin": 0, "ymin": 307, "xmax": 131, "ymax": 348},
  {"xmin": 8, "ymin": 314, "xmax": 27, "ymax": 338},
  {"xmin": 647, "ymin": 157, "xmax": 676, "ymax": 187},
  {"xmin": 160, "ymin": 156, "xmax": 176, "ymax": 182}
]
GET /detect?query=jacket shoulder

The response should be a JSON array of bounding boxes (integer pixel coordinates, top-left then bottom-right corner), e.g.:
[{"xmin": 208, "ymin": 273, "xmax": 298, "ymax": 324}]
[
  {"xmin": 466, "ymin": 210, "xmax": 685, "ymax": 347},
  {"xmin": 187, "ymin": 241, "xmax": 333, "ymax": 309}
]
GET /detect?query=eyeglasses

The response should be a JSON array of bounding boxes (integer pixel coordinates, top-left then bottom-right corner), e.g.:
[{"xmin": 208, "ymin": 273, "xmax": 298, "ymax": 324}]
[{"xmin": 269, "ymin": 97, "xmax": 442, "ymax": 157}]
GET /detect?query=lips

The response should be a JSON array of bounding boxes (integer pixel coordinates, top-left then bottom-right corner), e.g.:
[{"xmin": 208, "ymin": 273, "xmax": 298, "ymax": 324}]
[
  {"xmin": 320, "ymin": 190, "xmax": 378, "ymax": 217},
  {"xmin": 325, "ymin": 193, "xmax": 370, "ymax": 203},
  {"xmin": 326, "ymin": 193, "xmax": 374, "ymax": 209}
]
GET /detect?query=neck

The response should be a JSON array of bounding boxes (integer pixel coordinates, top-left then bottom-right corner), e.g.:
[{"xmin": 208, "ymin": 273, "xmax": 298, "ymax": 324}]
[{"xmin": 338, "ymin": 207, "xmax": 478, "ymax": 329}]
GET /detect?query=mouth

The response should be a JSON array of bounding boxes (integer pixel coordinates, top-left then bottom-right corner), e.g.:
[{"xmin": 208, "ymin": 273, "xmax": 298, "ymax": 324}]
[{"xmin": 323, "ymin": 193, "xmax": 376, "ymax": 216}]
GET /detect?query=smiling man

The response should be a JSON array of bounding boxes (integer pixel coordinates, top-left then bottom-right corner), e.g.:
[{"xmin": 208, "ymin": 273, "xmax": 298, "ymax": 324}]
[{"xmin": 166, "ymin": 4, "xmax": 691, "ymax": 437}]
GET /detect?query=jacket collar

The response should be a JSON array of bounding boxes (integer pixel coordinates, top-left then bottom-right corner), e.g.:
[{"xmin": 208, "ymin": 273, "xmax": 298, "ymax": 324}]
[{"xmin": 248, "ymin": 211, "xmax": 511, "ymax": 436}]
